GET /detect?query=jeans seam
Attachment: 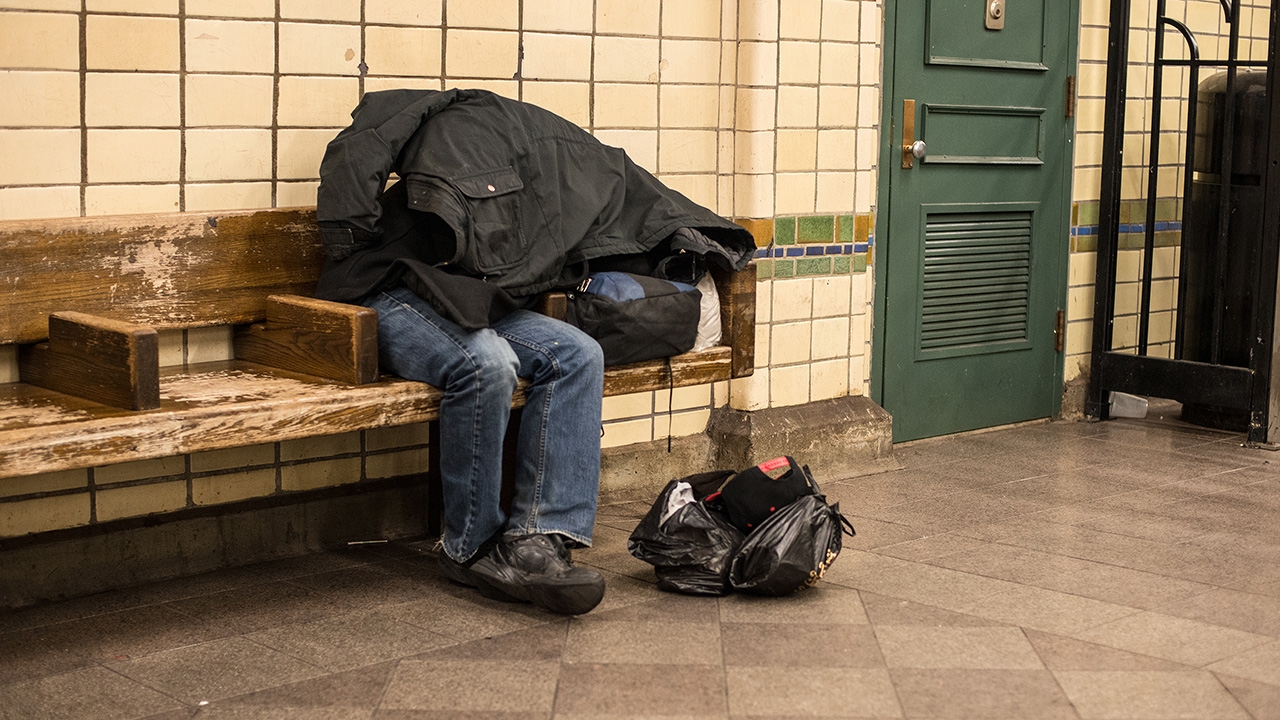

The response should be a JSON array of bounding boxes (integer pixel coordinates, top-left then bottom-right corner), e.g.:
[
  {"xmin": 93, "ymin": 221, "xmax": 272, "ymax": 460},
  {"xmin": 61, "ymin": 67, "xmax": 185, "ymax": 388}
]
[
  {"xmin": 496, "ymin": 330, "xmax": 562, "ymax": 534},
  {"xmin": 382, "ymin": 290, "xmax": 490, "ymax": 561}
]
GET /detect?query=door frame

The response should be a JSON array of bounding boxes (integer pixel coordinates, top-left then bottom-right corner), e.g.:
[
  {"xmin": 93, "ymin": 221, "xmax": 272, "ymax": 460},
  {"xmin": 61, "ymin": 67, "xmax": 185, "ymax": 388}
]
[{"xmin": 872, "ymin": 0, "xmax": 1081, "ymax": 426}]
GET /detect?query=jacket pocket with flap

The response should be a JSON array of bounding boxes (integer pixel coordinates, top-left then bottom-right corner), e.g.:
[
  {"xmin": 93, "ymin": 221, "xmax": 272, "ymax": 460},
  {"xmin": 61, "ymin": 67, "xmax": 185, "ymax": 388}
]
[{"xmin": 449, "ymin": 166, "xmax": 529, "ymax": 277}]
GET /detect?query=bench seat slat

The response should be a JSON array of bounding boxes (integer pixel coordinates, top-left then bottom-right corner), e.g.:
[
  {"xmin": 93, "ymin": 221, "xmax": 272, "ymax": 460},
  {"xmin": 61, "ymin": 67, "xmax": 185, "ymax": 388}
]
[{"xmin": 0, "ymin": 346, "xmax": 734, "ymax": 481}]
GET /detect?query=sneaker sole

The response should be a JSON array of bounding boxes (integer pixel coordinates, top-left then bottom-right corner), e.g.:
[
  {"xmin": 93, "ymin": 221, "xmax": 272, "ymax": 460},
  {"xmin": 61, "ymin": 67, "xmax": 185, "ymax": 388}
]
[
  {"xmin": 526, "ymin": 576, "xmax": 606, "ymax": 615},
  {"xmin": 439, "ymin": 555, "xmax": 524, "ymax": 603}
]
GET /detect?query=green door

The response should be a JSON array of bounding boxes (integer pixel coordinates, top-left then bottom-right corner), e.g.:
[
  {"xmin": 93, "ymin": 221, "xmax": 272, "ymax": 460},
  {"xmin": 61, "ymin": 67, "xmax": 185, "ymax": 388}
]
[{"xmin": 876, "ymin": 0, "xmax": 1077, "ymax": 442}]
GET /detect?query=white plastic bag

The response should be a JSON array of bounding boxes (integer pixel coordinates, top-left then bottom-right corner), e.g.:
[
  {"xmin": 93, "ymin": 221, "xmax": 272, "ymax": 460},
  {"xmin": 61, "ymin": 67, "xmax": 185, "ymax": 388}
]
[{"xmin": 691, "ymin": 273, "xmax": 722, "ymax": 351}]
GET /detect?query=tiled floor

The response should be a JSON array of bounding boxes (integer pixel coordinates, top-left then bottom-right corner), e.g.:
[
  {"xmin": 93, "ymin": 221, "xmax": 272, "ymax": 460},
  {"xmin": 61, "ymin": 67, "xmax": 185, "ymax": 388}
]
[{"xmin": 3, "ymin": 410, "xmax": 1280, "ymax": 719}]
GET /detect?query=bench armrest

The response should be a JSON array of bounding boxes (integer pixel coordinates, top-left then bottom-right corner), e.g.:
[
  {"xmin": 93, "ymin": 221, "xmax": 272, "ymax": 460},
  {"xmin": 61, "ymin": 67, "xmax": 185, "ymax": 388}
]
[
  {"xmin": 19, "ymin": 311, "xmax": 160, "ymax": 410},
  {"xmin": 712, "ymin": 262, "xmax": 757, "ymax": 378},
  {"xmin": 234, "ymin": 294, "xmax": 379, "ymax": 384}
]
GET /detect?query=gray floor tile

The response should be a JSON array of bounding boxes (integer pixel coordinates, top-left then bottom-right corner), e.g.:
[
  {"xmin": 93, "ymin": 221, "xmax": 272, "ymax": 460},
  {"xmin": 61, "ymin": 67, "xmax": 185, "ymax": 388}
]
[
  {"xmin": 554, "ymin": 663, "xmax": 727, "ymax": 716},
  {"xmin": 217, "ymin": 661, "xmax": 395, "ymax": 709},
  {"xmin": 0, "ymin": 589, "xmax": 153, "ymax": 634},
  {"xmin": 831, "ymin": 472, "xmax": 980, "ymax": 511},
  {"xmin": 563, "ymin": 618, "xmax": 722, "ymax": 665},
  {"xmin": 954, "ymin": 517, "xmax": 1200, "ymax": 581},
  {"xmin": 1171, "ymin": 438, "xmax": 1278, "ymax": 467},
  {"xmin": 1086, "ymin": 421, "xmax": 1234, "ymax": 450},
  {"xmin": 246, "ymin": 608, "xmax": 453, "ymax": 672},
  {"xmin": 718, "ymin": 585, "xmax": 869, "ymax": 624},
  {"xmin": 1155, "ymin": 587, "xmax": 1280, "ymax": 637},
  {"xmin": 727, "ymin": 666, "xmax": 901, "ymax": 718},
  {"xmin": 860, "ymin": 490, "xmax": 1053, "ymax": 533},
  {"xmin": 873, "ymin": 534, "xmax": 992, "ymax": 563},
  {"xmin": 722, "ymin": 622, "xmax": 885, "ymax": 668},
  {"xmin": 585, "ymin": 591, "xmax": 721, "ymax": 624},
  {"xmin": 1030, "ymin": 561, "xmax": 1218, "ymax": 611},
  {"xmin": 244, "ymin": 551, "xmax": 374, "ymax": 581},
  {"xmin": 1073, "ymin": 612, "xmax": 1274, "ymax": 667},
  {"xmin": 285, "ymin": 564, "xmax": 438, "ymax": 608},
  {"xmin": 955, "ymin": 585, "xmax": 1140, "ymax": 636},
  {"xmin": 124, "ymin": 566, "xmax": 279, "ymax": 606},
  {"xmin": 0, "ymin": 623, "xmax": 100, "ymax": 686},
  {"xmin": 375, "ymin": 711, "xmax": 546, "ymax": 720},
  {"xmin": 974, "ymin": 474, "xmax": 1137, "ymax": 507},
  {"xmin": 847, "ymin": 559, "xmax": 1022, "ymax": 612},
  {"xmin": 836, "ymin": 515, "xmax": 930, "ymax": 552},
  {"xmin": 105, "ymin": 636, "xmax": 325, "ymax": 704},
  {"xmin": 1205, "ymin": 640, "xmax": 1280, "ymax": 687},
  {"xmin": 1053, "ymin": 670, "xmax": 1251, "ymax": 720},
  {"xmin": 859, "ymin": 592, "xmax": 1011, "ymax": 628},
  {"xmin": 378, "ymin": 583, "xmax": 549, "ymax": 643},
  {"xmin": 187, "ymin": 708, "xmax": 375, "ymax": 719},
  {"xmin": 380, "ymin": 659, "xmax": 559, "ymax": 712},
  {"xmin": 59, "ymin": 603, "xmax": 238, "ymax": 662},
  {"xmin": 570, "ymin": 524, "xmax": 637, "ymax": 570},
  {"xmin": 1022, "ymin": 630, "xmax": 1192, "ymax": 671},
  {"xmin": 164, "ymin": 580, "xmax": 359, "ymax": 634},
  {"xmin": 587, "ymin": 568, "xmax": 673, "ymax": 612},
  {"xmin": 875, "ymin": 626, "xmax": 1043, "ymax": 670},
  {"xmin": 924, "ymin": 542, "xmax": 1096, "ymax": 586},
  {"xmin": 889, "ymin": 668, "xmax": 1077, "ymax": 719},
  {"xmin": 410, "ymin": 623, "xmax": 566, "ymax": 662},
  {"xmin": 1216, "ymin": 674, "xmax": 1280, "ymax": 720},
  {"xmin": 0, "ymin": 665, "xmax": 183, "ymax": 720}
]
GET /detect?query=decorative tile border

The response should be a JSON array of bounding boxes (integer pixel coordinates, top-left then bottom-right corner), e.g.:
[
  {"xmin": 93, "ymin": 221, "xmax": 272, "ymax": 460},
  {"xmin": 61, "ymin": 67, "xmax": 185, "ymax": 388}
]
[
  {"xmin": 1070, "ymin": 200, "xmax": 1184, "ymax": 253},
  {"xmin": 734, "ymin": 213, "xmax": 875, "ymax": 279}
]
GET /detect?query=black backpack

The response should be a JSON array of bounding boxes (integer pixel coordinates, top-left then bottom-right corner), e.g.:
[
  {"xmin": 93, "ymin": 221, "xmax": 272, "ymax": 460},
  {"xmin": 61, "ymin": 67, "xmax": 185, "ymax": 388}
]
[{"xmin": 564, "ymin": 271, "xmax": 702, "ymax": 365}]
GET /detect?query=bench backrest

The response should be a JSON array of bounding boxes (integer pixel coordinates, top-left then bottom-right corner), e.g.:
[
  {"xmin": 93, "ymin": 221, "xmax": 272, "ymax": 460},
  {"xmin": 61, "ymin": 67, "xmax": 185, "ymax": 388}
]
[{"xmin": 1, "ymin": 208, "xmax": 325, "ymax": 345}]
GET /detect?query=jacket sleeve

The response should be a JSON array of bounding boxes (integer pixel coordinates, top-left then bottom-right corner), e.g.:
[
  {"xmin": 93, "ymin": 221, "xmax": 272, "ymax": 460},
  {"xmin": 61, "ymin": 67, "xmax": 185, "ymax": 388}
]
[{"xmin": 315, "ymin": 89, "xmax": 460, "ymax": 261}]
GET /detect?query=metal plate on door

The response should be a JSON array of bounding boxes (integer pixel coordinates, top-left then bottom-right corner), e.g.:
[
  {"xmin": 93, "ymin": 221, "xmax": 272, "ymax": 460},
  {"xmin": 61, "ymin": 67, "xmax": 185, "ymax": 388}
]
[{"xmin": 986, "ymin": 0, "xmax": 1005, "ymax": 30}]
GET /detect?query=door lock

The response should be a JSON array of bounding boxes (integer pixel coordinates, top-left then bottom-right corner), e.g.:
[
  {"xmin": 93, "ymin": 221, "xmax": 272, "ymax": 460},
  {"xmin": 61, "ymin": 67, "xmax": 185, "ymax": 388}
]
[
  {"xmin": 902, "ymin": 99, "xmax": 921, "ymax": 169},
  {"xmin": 986, "ymin": 0, "xmax": 1005, "ymax": 30}
]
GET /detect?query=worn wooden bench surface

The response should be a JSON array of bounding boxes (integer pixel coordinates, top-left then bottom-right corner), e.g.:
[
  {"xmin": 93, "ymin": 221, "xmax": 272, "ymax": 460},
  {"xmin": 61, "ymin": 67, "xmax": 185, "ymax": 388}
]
[{"xmin": 0, "ymin": 208, "xmax": 756, "ymax": 483}]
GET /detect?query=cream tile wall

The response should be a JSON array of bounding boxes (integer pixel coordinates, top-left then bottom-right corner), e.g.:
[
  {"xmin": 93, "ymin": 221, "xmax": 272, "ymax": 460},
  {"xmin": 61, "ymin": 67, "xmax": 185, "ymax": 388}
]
[
  {"xmin": 1063, "ymin": 0, "xmax": 1269, "ymax": 384},
  {"xmin": 0, "ymin": 424, "xmax": 433, "ymax": 538},
  {"xmin": 2, "ymin": 1, "xmax": 881, "ymax": 503}
]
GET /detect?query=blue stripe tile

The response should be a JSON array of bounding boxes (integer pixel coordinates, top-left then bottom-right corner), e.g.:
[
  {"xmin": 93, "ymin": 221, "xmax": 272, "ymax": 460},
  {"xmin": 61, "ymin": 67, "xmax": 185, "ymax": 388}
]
[
  {"xmin": 826, "ymin": 244, "xmax": 843, "ymax": 255},
  {"xmin": 844, "ymin": 244, "xmax": 854, "ymax": 254},
  {"xmin": 854, "ymin": 243, "xmax": 869, "ymax": 253},
  {"xmin": 805, "ymin": 246, "xmax": 825, "ymax": 256}
]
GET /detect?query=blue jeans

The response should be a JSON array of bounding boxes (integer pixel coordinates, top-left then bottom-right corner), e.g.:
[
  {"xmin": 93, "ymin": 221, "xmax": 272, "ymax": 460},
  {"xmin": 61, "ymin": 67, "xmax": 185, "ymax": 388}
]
[{"xmin": 365, "ymin": 287, "xmax": 604, "ymax": 563}]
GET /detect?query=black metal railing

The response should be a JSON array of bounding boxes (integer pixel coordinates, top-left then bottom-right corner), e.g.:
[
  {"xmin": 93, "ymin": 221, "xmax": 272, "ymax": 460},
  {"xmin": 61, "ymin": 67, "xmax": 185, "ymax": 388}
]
[{"xmin": 1086, "ymin": 0, "xmax": 1276, "ymax": 443}]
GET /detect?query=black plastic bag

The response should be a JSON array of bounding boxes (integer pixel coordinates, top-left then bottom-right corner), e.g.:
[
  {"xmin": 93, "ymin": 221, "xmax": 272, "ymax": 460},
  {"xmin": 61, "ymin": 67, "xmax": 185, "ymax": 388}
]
[
  {"xmin": 627, "ymin": 471, "xmax": 744, "ymax": 595},
  {"xmin": 728, "ymin": 493, "xmax": 855, "ymax": 596}
]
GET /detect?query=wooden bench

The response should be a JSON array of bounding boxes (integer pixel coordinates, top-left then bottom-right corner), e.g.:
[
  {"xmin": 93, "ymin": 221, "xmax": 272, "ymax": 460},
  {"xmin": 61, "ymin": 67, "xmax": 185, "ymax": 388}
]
[{"xmin": 0, "ymin": 208, "xmax": 756, "ymax": 536}]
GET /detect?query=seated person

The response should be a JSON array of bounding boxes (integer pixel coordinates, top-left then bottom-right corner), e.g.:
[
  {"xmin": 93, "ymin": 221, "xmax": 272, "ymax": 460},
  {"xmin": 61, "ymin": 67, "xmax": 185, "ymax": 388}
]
[{"xmin": 313, "ymin": 88, "xmax": 754, "ymax": 615}]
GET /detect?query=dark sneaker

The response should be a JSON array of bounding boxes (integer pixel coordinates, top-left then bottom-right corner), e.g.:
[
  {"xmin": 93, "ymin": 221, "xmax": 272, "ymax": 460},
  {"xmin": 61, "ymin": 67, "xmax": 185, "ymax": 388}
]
[
  {"xmin": 437, "ymin": 548, "xmax": 522, "ymax": 604},
  {"xmin": 441, "ymin": 533, "xmax": 605, "ymax": 615}
]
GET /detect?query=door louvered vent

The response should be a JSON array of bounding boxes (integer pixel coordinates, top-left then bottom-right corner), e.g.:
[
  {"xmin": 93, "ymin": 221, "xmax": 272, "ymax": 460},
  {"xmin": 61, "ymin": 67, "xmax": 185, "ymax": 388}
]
[{"xmin": 920, "ymin": 211, "xmax": 1032, "ymax": 352}]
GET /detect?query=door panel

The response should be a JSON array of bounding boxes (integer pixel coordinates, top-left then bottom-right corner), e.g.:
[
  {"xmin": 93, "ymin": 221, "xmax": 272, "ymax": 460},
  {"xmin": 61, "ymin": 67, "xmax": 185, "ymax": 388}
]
[
  {"xmin": 927, "ymin": 0, "xmax": 1047, "ymax": 69},
  {"xmin": 879, "ymin": 0, "xmax": 1074, "ymax": 442},
  {"xmin": 923, "ymin": 105, "xmax": 1045, "ymax": 164}
]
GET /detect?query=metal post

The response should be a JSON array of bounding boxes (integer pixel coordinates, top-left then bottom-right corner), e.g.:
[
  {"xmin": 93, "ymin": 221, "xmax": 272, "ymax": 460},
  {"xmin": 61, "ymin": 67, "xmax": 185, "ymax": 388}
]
[{"xmin": 1085, "ymin": 0, "xmax": 1133, "ymax": 420}]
